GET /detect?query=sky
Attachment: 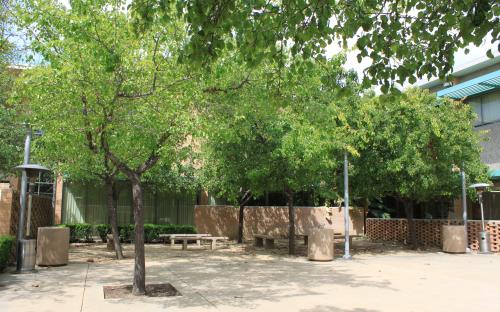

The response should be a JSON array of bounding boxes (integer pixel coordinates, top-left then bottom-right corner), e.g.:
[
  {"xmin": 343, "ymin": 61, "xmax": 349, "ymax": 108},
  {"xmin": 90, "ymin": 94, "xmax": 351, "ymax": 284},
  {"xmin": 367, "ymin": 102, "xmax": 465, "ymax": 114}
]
[{"xmin": 326, "ymin": 33, "xmax": 499, "ymax": 89}]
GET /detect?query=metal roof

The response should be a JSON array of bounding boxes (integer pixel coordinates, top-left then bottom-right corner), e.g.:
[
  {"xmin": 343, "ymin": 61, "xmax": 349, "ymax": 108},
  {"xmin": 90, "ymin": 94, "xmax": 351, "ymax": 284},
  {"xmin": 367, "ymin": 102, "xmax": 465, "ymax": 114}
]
[
  {"xmin": 490, "ymin": 169, "xmax": 500, "ymax": 180},
  {"xmin": 436, "ymin": 70, "xmax": 500, "ymax": 99}
]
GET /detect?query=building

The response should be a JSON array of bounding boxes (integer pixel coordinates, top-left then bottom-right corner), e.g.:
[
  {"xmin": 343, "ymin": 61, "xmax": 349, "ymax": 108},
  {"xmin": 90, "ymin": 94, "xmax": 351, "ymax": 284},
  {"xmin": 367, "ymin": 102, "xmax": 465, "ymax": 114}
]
[{"xmin": 421, "ymin": 55, "xmax": 500, "ymax": 218}]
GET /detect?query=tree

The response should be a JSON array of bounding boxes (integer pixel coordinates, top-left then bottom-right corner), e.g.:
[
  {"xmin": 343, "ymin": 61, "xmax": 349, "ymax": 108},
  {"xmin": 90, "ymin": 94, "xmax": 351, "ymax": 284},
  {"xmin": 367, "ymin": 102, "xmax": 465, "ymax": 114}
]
[
  {"xmin": 17, "ymin": 88, "xmax": 126, "ymax": 260},
  {"xmin": 0, "ymin": 0, "xmax": 24, "ymax": 178},
  {"xmin": 201, "ymin": 57, "xmax": 358, "ymax": 253},
  {"xmin": 351, "ymin": 88, "xmax": 489, "ymax": 248},
  {"xmin": 131, "ymin": 0, "xmax": 499, "ymax": 89},
  {"xmin": 14, "ymin": 0, "xmax": 197, "ymax": 295}
]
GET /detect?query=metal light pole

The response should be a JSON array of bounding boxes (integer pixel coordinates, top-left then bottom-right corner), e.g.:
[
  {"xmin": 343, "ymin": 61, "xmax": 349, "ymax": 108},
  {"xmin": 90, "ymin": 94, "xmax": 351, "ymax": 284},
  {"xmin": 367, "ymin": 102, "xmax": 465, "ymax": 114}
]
[
  {"xmin": 469, "ymin": 183, "xmax": 491, "ymax": 253},
  {"xmin": 460, "ymin": 167, "xmax": 470, "ymax": 252},
  {"xmin": 15, "ymin": 127, "xmax": 31, "ymax": 272},
  {"xmin": 343, "ymin": 151, "xmax": 352, "ymax": 260}
]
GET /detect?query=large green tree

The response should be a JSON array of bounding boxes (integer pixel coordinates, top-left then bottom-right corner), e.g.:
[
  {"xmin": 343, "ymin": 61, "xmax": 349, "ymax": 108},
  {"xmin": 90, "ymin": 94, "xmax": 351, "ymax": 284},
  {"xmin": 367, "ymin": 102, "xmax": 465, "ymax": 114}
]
[
  {"xmin": 351, "ymin": 88, "xmax": 488, "ymax": 248},
  {"xmin": 131, "ymin": 0, "xmax": 499, "ymax": 89},
  {"xmin": 201, "ymin": 57, "xmax": 359, "ymax": 253},
  {"xmin": 0, "ymin": 0, "xmax": 24, "ymax": 178},
  {"xmin": 14, "ymin": 0, "xmax": 198, "ymax": 295}
]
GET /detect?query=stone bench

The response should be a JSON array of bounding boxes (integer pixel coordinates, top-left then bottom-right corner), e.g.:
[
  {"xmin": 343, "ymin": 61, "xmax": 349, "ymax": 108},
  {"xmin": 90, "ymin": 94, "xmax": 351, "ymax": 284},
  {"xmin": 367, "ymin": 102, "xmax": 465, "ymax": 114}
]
[
  {"xmin": 201, "ymin": 236, "xmax": 229, "ymax": 250},
  {"xmin": 158, "ymin": 234, "xmax": 212, "ymax": 247},
  {"xmin": 169, "ymin": 235, "xmax": 228, "ymax": 250},
  {"xmin": 254, "ymin": 234, "xmax": 276, "ymax": 249},
  {"xmin": 299, "ymin": 232, "xmax": 354, "ymax": 246}
]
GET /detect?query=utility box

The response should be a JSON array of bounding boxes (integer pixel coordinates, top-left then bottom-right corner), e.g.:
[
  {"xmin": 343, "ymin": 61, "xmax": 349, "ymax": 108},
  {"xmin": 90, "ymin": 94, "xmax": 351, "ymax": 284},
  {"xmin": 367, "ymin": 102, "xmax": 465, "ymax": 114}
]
[
  {"xmin": 36, "ymin": 227, "xmax": 70, "ymax": 266},
  {"xmin": 442, "ymin": 225, "xmax": 467, "ymax": 253}
]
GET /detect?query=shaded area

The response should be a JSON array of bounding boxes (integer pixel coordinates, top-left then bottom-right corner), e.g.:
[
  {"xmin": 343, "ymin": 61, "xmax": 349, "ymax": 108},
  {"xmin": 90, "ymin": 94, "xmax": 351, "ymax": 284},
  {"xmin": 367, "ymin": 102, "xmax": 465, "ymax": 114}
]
[{"xmin": 103, "ymin": 283, "xmax": 181, "ymax": 299}]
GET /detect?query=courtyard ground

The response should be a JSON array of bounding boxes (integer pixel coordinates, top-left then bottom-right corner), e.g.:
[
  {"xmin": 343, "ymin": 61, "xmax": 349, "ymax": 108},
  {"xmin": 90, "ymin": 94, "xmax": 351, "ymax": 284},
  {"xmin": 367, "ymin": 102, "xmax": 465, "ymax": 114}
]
[{"xmin": 0, "ymin": 239, "xmax": 499, "ymax": 312}]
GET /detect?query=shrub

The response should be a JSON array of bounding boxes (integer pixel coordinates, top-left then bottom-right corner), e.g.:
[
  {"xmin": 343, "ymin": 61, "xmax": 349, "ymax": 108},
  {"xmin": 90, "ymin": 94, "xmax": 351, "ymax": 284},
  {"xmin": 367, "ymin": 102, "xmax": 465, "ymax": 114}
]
[
  {"xmin": 94, "ymin": 224, "xmax": 111, "ymax": 242},
  {"xmin": 59, "ymin": 224, "xmax": 93, "ymax": 242},
  {"xmin": 0, "ymin": 236, "xmax": 15, "ymax": 272},
  {"xmin": 118, "ymin": 224, "xmax": 135, "ymax": 243},
  {"xmin": 122, "ymin": 224, "xmax": 197, "ymax": 243}
]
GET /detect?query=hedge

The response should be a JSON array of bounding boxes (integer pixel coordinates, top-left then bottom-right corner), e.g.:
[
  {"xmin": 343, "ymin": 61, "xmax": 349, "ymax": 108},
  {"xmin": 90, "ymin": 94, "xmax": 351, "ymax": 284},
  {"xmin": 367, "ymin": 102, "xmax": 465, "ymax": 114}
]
[
  {"xmin": 59, "ymin": 223, "xmax": 197, "ymax": 243},
  {"xmin": 58, "ymin": 224, "xmax": 93, "ymax": 243},
  {"xmin": 0, "ymin": 236, "xmax": 15, "ymax": 272}
]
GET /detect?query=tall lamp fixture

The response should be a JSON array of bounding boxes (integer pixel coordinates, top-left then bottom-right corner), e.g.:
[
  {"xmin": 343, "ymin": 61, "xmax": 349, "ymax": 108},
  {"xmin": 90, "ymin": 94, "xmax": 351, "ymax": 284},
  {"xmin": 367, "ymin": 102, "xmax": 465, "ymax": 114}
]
[{"xmin": 469, "ymin": 183, "xmax": 492, "ymax": 253}]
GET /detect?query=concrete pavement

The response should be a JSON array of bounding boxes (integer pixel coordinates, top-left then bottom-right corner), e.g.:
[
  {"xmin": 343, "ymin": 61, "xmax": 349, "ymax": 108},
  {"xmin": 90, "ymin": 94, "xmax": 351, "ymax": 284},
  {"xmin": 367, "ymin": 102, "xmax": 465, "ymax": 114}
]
[{"xmin": 1, "ymin": 242, "xmax": 499, "ymax": 312}]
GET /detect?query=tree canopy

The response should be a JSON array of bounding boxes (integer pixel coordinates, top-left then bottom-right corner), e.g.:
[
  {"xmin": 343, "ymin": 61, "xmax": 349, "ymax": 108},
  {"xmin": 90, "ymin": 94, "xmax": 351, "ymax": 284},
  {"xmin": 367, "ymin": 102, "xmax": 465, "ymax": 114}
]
[{"xmin": 131, "ymin": 0, "xmax": 499, "ymax": 90}]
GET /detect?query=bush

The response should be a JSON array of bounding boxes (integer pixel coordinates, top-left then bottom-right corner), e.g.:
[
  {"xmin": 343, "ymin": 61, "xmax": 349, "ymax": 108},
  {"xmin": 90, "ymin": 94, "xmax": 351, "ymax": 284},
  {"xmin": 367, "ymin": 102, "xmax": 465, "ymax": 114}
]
[
  {"xmin": 59, "ymin": 224, "xmax": 93, "ymax": 242},
  {"xmin": 118, "ymin": 224, "xmax": 135, "ymax": 243},
  {"xmin": 58, "ymin": 223, "xmax": 197, "ymax": 243},
  {"xmin": 95, "ymin": 224, "xmax": 111, "ymax": 242},
  {"xmin": 0, "ymin": 236, "xmax": 15, "ymax": 272}
]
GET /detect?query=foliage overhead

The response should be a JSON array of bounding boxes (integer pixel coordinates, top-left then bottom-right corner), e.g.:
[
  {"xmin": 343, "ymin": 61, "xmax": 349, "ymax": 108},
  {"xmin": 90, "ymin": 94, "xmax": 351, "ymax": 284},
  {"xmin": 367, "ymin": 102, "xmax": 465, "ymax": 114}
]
[
  {"xmin": 12, "ymin": 0, "xmax": 199, "ymax": 190},
  {"xmin": 131, "ymin": 0, "xmax": 499, "ymax": 90},
  {"xmin": 201, "ymin": 56, "xmax": 361, "ymax": 205}
]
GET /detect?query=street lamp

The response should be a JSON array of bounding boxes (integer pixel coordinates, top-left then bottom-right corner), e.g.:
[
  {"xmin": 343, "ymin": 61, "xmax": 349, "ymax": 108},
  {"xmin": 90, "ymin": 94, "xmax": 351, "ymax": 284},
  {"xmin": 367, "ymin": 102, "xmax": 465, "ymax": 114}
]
[
  {"xmin": 452, "ymin": 164, "xmax": 469, "ymax": 252},
  {"xmin": 15, "ymin": 164, "xmax": 50, "ymax": 272},
  {"xmin": 469, "ymin": 182, "xmax": 492, "ymax": 253}
]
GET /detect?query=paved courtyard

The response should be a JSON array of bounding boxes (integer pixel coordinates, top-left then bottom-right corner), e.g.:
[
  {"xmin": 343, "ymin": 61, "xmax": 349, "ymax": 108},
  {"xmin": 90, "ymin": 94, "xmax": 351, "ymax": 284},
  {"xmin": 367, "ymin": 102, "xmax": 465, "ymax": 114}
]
[{"xmin": 1, "ymin": 241, "xmax": 499, "ymax": 312}]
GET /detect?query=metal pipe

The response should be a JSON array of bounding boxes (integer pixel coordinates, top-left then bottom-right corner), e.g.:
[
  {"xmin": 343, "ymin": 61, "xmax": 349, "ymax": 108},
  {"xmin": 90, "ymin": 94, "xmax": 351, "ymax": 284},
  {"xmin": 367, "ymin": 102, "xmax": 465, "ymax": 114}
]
[
  {"xmin": 460, "ymin": 167, "xmax": 469, "ymax": 251},
  {"xmin": 343, "ymin": 152, "xmax": 351, "ymax": 260},
  {"xmin": 16, "ymin": 127, "xmax": 32, "ymax": 271},
  {"xmin": 479, "ymin": 193, "xmax": 486, "ymax": 231}
]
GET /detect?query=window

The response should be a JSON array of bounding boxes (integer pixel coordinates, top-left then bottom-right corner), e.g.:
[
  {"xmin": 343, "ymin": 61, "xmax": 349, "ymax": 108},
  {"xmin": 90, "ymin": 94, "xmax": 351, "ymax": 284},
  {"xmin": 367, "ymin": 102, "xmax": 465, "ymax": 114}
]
[
  {"xmin": 481, "ymin": 91, "xmax": 500, "ymax": 123},
  {"xmin": 467, "ymin": 89, "xmax": 500, "ymax": 126}
]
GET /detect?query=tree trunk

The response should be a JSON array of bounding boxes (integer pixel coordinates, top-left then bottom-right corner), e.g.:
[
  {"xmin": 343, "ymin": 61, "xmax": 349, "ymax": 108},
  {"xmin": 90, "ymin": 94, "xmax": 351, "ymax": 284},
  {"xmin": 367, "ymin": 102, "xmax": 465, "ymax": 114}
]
[
  {"xmin": 237, "ymin": 190, "xmax": 251, "ymax": 244},
  {"xmin": 237, "ymin": 203, "xmax": 245, "ymax": 244},
  {"xmin": 106, "ymin": 178, "xmax": 123, "ymax": 260},
  {"xmin": 403, "ymin": 199, "xmax": 417, "ymax": 249},
  {"xmin": 286, "ymin": 188, "xmax": 295, "ymax": 255},
  {"xmin": 131, "ymin": 174, "xmax": 146, "ymax": 295}
]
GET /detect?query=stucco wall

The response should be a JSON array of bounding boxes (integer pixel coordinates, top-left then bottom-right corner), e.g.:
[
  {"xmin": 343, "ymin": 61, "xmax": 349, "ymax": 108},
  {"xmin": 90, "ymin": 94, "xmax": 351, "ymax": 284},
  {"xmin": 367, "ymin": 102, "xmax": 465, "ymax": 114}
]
[{"xmin": 194, "ymin": 205, "xmax": 365, "ymax": 240}]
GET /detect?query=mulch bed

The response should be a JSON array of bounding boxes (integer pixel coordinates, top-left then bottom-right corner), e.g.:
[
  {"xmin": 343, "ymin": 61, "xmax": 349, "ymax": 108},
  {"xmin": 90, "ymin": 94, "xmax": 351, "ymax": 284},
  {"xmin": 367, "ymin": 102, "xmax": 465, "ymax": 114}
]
[{"xmin": 103, "ymin": 283, "xmax": 181, "ymax": 299}]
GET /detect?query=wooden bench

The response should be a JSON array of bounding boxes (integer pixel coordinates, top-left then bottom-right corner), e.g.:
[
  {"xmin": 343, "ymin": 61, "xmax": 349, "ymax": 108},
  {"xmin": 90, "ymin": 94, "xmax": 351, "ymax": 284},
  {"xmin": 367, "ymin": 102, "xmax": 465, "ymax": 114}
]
[{"xmin": 254, "ymin": 234, "xmax": 276, "ymax": 249}]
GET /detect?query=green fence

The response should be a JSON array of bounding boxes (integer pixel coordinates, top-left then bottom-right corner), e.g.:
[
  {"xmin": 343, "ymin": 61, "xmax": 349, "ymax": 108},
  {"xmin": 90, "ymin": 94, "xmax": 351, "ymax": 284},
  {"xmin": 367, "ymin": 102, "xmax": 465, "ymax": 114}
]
[{"xmin": 62, "ymin": 182, "xmax": 196, "ymax": 225}]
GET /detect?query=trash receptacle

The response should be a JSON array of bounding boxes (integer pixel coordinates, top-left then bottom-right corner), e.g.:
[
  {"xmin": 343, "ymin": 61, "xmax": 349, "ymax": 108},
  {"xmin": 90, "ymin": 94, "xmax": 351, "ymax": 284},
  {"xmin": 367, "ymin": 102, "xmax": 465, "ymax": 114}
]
[
  {"xmin": 19, "ymin": 239, "xmax": 37, "ymax": 271},
  {"xmin": 36, "ymin": 227, "xmax": 70, "ymax": 266},
  {"xmin": 442, "ymin": 225, "xmax": 467, "ymax": 253},
  {"xmin": 308, "ymin": 228, "xmax": 334, "ymax": 261}
]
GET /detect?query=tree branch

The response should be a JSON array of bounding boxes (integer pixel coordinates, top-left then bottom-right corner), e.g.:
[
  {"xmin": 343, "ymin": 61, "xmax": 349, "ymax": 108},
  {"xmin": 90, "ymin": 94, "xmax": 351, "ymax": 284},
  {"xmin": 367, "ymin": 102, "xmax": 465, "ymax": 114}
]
[{"xmin": 203, "ymin": 75, "xmax": 251, "ymax": 94}]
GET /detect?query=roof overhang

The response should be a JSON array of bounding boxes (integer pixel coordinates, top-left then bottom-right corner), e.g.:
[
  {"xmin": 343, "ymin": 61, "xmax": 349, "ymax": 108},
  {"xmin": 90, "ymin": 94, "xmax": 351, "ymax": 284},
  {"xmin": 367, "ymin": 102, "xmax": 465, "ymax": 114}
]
[{"xmin": 436, "ymin": 70, "xmax": 500, "ymax": 99}]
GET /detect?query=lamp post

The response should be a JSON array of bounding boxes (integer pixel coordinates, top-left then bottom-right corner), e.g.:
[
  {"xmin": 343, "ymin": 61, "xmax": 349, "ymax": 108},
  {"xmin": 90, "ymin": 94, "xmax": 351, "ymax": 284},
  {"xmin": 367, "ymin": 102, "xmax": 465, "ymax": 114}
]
[
  {"xmin": 343, "ymin": 151, "xmax": 352, "ymax": 260},
  {"xmin": 452, "ymin": 164, "xmax": 469, "ymax": 252},
  {"xmin": 469, "ymin": 183, "xmax": 491, "ymax": 253}
]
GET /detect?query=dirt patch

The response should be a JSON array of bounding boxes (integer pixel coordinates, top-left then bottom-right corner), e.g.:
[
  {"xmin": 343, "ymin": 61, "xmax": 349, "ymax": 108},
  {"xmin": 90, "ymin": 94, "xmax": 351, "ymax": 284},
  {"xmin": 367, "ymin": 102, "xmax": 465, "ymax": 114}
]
[{"xmin": 103, "ymin": 283, "xmax": 181, "ymax": 299}]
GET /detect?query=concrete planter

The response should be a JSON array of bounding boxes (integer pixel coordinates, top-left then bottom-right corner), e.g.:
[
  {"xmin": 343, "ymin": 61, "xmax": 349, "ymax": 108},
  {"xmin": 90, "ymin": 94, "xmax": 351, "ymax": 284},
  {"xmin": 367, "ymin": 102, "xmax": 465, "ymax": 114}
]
[
  {"xmin": 307, "ymin": 228, "xmax": 334, "ymax": 261},
  {"xmin": 442, "ymin": 225, "xmax": 467, "ymax": 253},
  {"xmin": 36, "ymin": 227, "xmax": 70, "ymax": 266}
]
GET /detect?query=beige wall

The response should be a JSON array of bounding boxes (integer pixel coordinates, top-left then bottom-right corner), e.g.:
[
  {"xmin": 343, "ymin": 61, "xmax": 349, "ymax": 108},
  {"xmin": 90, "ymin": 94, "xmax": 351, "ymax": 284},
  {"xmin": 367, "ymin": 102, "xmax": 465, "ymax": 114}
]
[
  {"xmin": 0, "ymin": 183, "xmax": 13, "ymax": 235},
  {"xmin": 194, "ymin": 205, "xmax": 365, "ymax": 240},
  {"xmin": 54, "ymin": 175, "xmax": 64, "ymax": 224}
]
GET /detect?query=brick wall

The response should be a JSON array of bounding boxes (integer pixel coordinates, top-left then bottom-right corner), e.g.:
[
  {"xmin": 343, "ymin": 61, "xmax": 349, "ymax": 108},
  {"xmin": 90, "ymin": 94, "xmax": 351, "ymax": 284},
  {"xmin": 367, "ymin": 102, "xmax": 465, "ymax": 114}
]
[{"xmin": 366, "ymin": 218, "xmax": 500, "ymax": 252}]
